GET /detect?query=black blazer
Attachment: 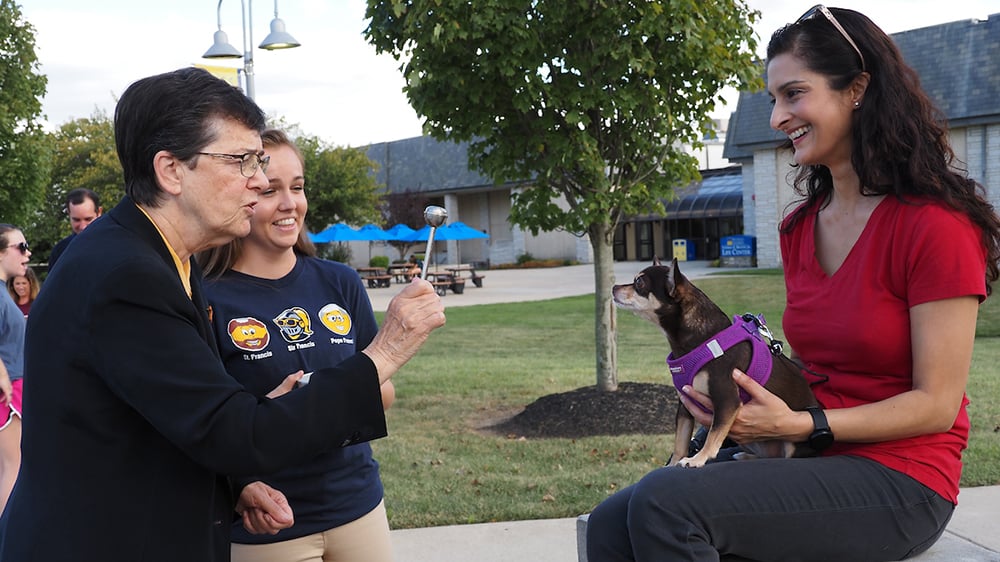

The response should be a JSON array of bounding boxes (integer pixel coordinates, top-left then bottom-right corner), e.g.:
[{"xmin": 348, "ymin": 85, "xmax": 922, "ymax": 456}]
[{"xmin": 0, "ymin": 199, "xmax": 388, "ymax": 561}]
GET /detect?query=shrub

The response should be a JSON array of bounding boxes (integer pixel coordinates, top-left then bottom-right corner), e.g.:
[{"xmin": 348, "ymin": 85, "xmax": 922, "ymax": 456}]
[
  {"xmin": 320, "ymin": 243, "xmax": 352, "ymax": 264},
  {"xmin": 516, "ymin": 253, "xmax": 534, "ymax": 265},
  {"xmin": 369, "ymin": 255, "xmax": 390, "ymax": 268}
]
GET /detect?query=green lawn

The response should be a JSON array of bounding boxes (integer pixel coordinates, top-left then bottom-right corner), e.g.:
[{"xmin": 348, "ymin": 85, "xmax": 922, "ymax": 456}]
[{"xmin": 373, "ymin": 271, "xmax": 1000, "ymax": 529}]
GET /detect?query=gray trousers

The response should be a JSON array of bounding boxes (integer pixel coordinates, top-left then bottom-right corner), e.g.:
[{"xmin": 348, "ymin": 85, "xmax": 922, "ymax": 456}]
[{"xmin": 586, "ymin": 455, "xmax": 953, "ymax": 561}]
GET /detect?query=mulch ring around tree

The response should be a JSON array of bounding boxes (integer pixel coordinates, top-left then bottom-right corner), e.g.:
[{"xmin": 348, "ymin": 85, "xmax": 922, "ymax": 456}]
[{"xmin": 484, "ymin": 382, "xmax": 679, "ymax": 439}]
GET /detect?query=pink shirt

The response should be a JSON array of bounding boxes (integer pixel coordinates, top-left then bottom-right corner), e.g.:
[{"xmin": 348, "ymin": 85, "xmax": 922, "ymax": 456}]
[{"xmin": 781, "ymin": 196, "xmax": 986, "ymax": 503}]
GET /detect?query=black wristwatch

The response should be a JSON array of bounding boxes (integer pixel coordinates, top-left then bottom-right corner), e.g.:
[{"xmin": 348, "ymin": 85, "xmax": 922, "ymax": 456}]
[{"xmin": 806, "ymin": 406, "xmax": 834, "ymax": 451}]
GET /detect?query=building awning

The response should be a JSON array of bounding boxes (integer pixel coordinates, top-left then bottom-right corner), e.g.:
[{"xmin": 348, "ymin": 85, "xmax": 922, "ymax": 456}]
[
  {"xmin": 664, "ymin": 190, "xmax": 742, "ymax": 219},
  {"xmin": 631, "ymin": 167, "xmax": 744, "ymax": 221}
]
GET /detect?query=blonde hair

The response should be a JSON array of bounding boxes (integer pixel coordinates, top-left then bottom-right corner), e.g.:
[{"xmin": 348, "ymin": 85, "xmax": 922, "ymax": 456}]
[{"xmin": 197, "ymin": 128, "xmax": 317, "ymax": 278}]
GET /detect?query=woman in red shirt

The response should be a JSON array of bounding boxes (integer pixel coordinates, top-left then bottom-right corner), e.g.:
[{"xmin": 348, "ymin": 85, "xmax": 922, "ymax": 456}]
[{"xmin": 587, "ymin": 6, "xmax": 1000, "ymax": 561}]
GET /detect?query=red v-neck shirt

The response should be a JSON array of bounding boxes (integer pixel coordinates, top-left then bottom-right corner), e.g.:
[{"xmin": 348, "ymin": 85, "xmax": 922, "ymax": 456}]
[{"xmin": 781, "ymin": 196, "xmax": 987, "ymax": 503}]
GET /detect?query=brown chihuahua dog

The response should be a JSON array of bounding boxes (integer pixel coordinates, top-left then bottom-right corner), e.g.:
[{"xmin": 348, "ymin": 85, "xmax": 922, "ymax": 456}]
[{"xmin": 613, "ymin": 257, "xmax": 819, "ymax": 467}]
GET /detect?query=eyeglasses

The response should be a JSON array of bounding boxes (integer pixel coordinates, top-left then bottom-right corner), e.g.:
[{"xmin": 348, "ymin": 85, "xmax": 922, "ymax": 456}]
[
  {"xmin": 796, "ymin": 5, "xmax": 866, "ymax": 72},
  {"xmin": 196, "ymin": 152, "xmax": 270, "ymax": 178},
  {"xmin": 6, "ymin": 242, "xmax": 30, "ymax": 255}
]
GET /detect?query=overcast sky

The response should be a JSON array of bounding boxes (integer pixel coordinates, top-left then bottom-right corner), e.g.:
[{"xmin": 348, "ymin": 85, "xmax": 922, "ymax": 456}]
[{"xmin": 21, "ymin": 1, "xmax": 999, "ymax": 147}]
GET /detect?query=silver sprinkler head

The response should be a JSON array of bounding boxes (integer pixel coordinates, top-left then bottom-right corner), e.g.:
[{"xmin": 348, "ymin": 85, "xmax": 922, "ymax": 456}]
[
  {"xmin": 424, "ymin": 205, "xmax": 448, "ymax": 228},
  {"xmin": 421, "ymin": 206, "xmax": 448, "ymax": 281}
]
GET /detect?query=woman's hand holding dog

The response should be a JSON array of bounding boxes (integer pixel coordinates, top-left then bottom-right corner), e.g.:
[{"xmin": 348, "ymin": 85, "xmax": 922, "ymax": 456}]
[{"xmin": 679, "ymin": 369, "xmax": 813, "ymax": 444}]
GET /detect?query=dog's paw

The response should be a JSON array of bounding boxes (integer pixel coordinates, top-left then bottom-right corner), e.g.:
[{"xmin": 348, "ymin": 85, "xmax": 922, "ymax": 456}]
[{"xmin": 675, "ymin": 455, "xmax": 708, "ymax": 468}]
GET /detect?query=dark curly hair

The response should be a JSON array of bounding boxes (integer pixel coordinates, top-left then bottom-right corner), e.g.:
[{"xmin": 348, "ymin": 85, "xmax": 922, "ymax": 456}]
[{"xmin": 770, "ymin": 7, "xmax": 1000, "ymax": 295}]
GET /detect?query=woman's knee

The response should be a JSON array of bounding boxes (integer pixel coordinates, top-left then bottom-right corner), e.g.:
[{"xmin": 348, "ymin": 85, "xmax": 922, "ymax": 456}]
[
  {"xmin": 587, "ymin": 470, "xmax": 699, "ymax": 536},
  {"xmin": 589, "ymin": 485, "xmax": 632, "ymax": 530},
  {"xmin": 626, "ymin": 468, "xmax": 702, "ymax": 519}
]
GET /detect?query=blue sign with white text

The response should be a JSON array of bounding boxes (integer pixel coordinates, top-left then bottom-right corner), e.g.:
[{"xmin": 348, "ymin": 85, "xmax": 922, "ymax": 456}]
[{"xmin": 721, "ymin": 235, "xmax": 755, "ymax": 257}]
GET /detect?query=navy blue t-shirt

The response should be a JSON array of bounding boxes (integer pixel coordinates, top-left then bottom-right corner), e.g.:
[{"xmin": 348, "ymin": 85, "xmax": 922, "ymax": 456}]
[{"xmin": 204, "ymin": 255, "xmax": 383, "ymax": 544}]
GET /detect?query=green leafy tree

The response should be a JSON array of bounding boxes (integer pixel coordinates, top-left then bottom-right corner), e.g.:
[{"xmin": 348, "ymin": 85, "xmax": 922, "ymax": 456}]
[
  {"xmin": 365, "ymin": 0, "xmax": 762, "ymax": 390},
  {"xmin": 295, "ymin": 134, "xmax": 383, "ymax": 234},
  {"xmin": 0, "ymin": 0, "xmax": 50, "ymax": 229},
  {"xmin": 27, "ymin": 112, "xmax": 123, "ymax": 261}
]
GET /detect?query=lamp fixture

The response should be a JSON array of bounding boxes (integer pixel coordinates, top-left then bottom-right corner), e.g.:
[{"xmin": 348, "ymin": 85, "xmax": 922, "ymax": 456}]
[
  {"xmin": 201, "ymin": 0, "xmax": 301, "ymax": 99},
  {"xmin": 260, "ymin": 11, "xmax": 300, "ymax": 50}
]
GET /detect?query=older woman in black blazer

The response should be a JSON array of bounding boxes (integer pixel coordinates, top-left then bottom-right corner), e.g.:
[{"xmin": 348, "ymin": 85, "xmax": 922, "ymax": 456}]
[{"xmin": 0, "ymin": 67, "xmax": 446, "ymax": 562}]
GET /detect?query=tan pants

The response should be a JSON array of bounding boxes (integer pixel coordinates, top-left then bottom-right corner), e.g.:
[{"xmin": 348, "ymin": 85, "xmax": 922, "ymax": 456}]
[{"xmin": 231, "ymin": 499, "xmax": 392, "ymax": 562}]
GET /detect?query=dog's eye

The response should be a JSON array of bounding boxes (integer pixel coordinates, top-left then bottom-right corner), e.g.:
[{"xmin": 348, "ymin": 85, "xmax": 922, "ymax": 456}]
[{"xmin": 634, "ymin": 277, "xmax": 646, "ymax": 291}]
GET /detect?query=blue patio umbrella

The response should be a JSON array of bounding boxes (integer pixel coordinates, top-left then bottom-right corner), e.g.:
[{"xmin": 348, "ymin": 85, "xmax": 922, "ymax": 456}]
[
  {"xmin": 309, "ymin": 223, "xmax": 365, "ymax": 243},
  {"xmin": 356, "ymin": 223, "xmax": 391, "ymax": 241},
  {"xmin": 441, "ymin": 222, "xmax": 489, "ymax": 265},
  {"xmin": 405, "ymin": 222, "xmax": 489, "ymax": 265},
  {"xmin": 444, "ymin": 221, "xmax": 489, "ymax": 240},
  {"xmin": 409, "ymin": 221, "xmax": 490, "ymax": 261},
  {"xmin": 402, "ymin": 225, "xmax": 447, "ymax": 271},
  {"xmin": 382, "ymin": 224, "xmax": 419, "ymax": 261},
  {"xmin": 404, "ymin": 223, "xmax": 488, "ymax": 241},
  {"xmin": 402, "ymin": 224, "xmax": 439, "ymax": 242},
  {"xmin": 353, "ymin": 223, "xmax": 392, "ymax": 262},
  {"xmin": 384, "ymin": 223, "xmax": 417, "ymax": 241}
]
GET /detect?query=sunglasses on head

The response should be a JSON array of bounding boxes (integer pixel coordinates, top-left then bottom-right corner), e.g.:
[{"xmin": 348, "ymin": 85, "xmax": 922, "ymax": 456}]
[
  {"xmin": 6, "ymin": 242, "xmax": 30, "ymax": 255},
  {"xmin": 796, "ymin": 5, "xmax": 866, "ymax": 72}
]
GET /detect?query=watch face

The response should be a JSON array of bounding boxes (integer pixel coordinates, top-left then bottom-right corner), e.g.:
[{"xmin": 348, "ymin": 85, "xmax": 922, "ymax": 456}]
[
  {"xmin": 810, "ymin": 430, "xmax": 834, "ymax": 450},
  {"xmin": 806, "ymin": 407, "xmax": 833, "ymax": 451}
]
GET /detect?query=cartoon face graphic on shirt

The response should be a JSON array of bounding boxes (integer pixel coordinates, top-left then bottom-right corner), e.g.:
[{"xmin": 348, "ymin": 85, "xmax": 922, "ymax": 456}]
[
  {"xmin": 318, "ymin": 303, "xmax": 353, "ymax": 335},
  {"xmin": 273, "ymin": 306, "xmax": 313, "ymax": 343},
  {"xmin": 228, "ymin": 317, "xmax": 270, "ymax": 351}
]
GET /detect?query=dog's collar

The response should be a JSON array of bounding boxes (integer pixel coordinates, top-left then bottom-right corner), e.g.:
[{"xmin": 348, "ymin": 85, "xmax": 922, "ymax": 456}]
[{"xmin": 666, "ymin": 314, "xmax": 774, "ymax": 412}]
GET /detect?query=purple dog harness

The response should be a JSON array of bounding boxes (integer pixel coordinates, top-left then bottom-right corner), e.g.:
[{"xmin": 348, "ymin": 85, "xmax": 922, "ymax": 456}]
[{"xmin": 666, "ymin": 313, "xmax": 777, "ymax": 413}]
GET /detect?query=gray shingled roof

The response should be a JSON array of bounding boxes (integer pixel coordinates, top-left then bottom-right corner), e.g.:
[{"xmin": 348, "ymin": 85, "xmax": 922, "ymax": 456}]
[
  {"xmin": 724, "ymin": 12, "xmax": 1000, "ymax": 160},
  {"xmin": 365, "ymin": 135, "xmax": 498, "ymax": 194}
]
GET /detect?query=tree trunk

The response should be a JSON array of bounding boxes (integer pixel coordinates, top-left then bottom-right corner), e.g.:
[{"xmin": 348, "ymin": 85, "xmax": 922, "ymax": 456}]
[{"xmin": 591, "ymin": 222, "xmax": 618, "ymax": 392}]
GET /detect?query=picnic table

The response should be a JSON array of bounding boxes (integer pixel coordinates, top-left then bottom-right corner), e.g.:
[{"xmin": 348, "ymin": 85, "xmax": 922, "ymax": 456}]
[
  {"xmin": 445, "ymin": 264, "xmax": 486, "ymax": 288},
  {"xmin": 387, "ymin": 263, "xmax": 419, "ymax": 283},
  {"xmin": 425, "ymin": 272, "xmax": 465, "ymax": 296},
  {"xmin": 356, "ymin": 267, "xmax": 392, "ymax": 288}
]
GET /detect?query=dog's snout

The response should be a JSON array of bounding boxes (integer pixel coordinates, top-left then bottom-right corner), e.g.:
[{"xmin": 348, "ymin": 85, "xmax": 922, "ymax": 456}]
[{"xmin": 612, "ymin": 284, "xmax": 633, "ymax": 305}]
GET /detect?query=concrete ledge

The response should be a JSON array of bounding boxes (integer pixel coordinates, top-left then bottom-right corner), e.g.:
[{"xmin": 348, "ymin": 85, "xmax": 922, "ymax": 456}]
[
  {"xmin": 576, "ymin": 514, "xmax": 590, "ymax": 561},
  {"xmin": 387, "ymin": 494, "xmax": 999, "ymax": 562},
  {"xmin": 916, "ymin": 533, "xmax": 1000, "ymax": 561},
  {"xmin": 575, "ymin": 513, "xmax": 1000, "ymax": 562}
]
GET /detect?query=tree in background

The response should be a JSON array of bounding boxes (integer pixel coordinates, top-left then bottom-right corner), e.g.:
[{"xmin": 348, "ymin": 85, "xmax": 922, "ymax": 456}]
[
  {"xmin": 365, "ymin": 0, "xmax": 761, "ymax": 391},
  {"xmin": 0, "ymin": 0, "xmax": 50, "ymax": 229},
  {"xmin": 22, "ymin": 113, "xmax": 384, "ymax": 264},
  {"xmin": 26, "ymin": 112, "xmax": 122, "ymax": 261},
  {"xmin": 382, "ymin": 188, "xmax": 432, "ymax": 260},
  {"xmin": 295, "ymin": 133, "xmax": 384, "ymax": 234}
]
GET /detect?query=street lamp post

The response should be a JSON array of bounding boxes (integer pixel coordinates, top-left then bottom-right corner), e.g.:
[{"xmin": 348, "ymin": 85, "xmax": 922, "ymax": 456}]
[{"xmin": 203, "ymin": 0, "xmax": 301, "ymax": 100}]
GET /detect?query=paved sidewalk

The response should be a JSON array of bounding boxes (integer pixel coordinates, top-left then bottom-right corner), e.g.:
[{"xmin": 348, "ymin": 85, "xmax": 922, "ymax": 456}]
[
  {"xmin": 364, "ymin": 259, "xmax": 716, "ymax": 312},
  {"xmin": 391, "ymin": 484, "xmax": 1000, "ymax": 561},
  {"xmin": 374, "ymin": 261, "xmax": 999, "ymax": 561}
]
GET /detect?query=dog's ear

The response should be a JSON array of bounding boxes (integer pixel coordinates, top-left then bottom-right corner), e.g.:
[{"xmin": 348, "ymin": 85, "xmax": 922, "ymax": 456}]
[
  {"xmin": 666, "ymin": 257, "xmax": 685, "ymax": 299},
  {"xmin": 653, "ymin": 256, "xmax": 661, "ymax": 267}
]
